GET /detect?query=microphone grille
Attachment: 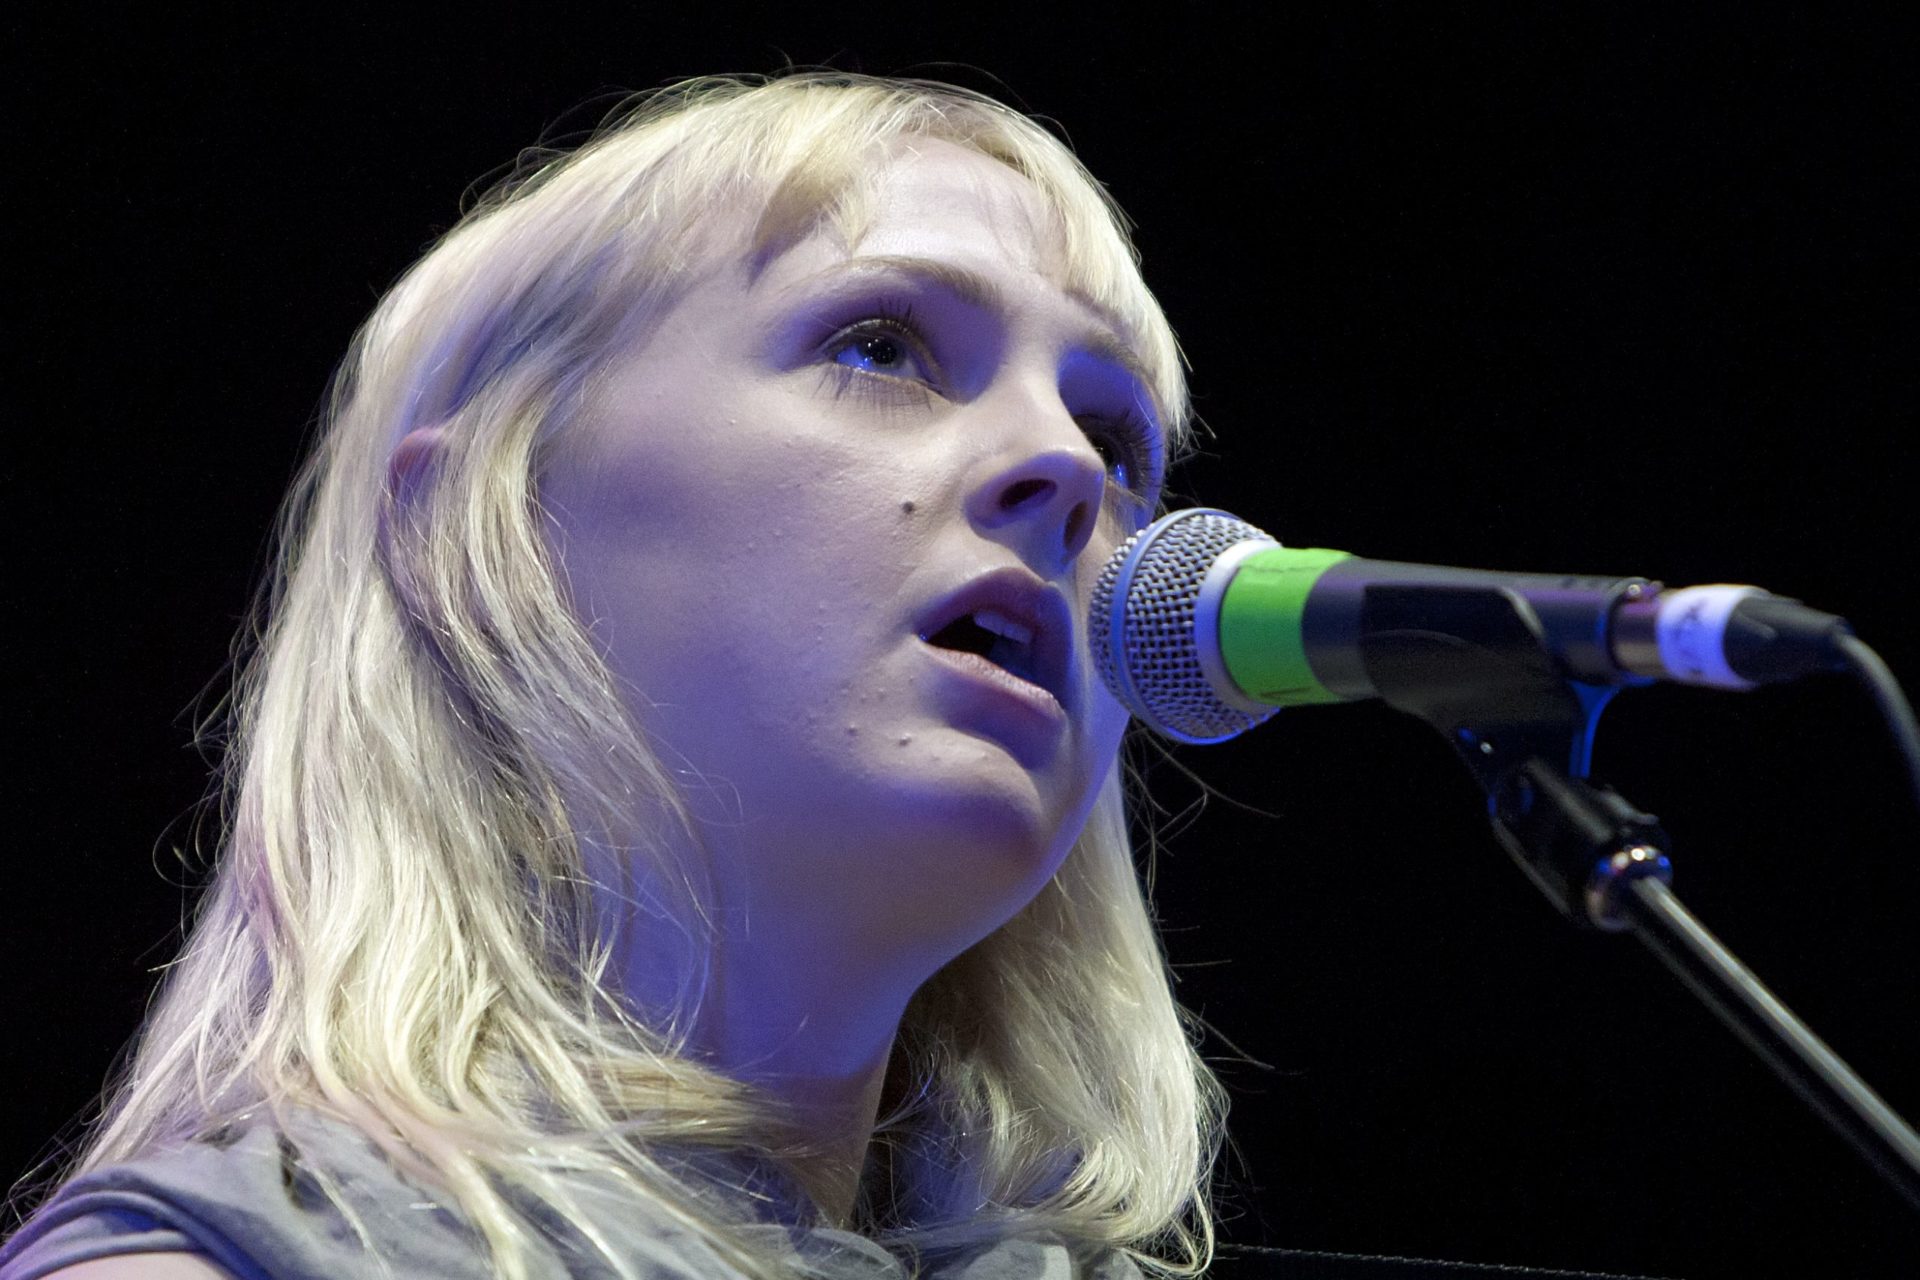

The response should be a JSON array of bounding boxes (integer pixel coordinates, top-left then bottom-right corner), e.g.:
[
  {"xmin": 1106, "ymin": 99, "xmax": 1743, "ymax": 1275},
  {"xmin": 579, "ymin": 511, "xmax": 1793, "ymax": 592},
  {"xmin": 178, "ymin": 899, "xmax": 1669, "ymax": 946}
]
[{"xmin": 1091, "ymin": 508, "xmax": 1282, "ymax": 743}]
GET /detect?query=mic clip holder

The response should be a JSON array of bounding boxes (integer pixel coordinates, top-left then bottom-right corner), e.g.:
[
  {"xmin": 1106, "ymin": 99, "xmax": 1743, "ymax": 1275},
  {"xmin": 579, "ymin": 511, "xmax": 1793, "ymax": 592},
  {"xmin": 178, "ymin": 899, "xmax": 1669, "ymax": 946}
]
[
  {"xmin": 1354, "ymin": 582, "xmax": 1920, "ymax": 1210},
  {"xmin": 1356, "ymin": 581, "xmax": 1666, "ymax": 928}
]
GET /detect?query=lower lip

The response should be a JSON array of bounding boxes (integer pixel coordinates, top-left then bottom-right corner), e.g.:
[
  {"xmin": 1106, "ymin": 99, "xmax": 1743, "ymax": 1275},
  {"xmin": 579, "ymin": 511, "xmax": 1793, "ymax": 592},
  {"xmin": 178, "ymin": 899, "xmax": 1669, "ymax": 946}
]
[{"xmin": 922, "ymin": 643, "xmax": 1067, "ymax": 724}]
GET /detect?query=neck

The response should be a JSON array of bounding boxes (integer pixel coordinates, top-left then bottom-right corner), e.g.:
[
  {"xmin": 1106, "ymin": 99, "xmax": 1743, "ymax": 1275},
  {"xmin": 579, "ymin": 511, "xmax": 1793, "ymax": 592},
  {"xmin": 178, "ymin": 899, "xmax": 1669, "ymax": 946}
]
[
  {"xmin": 593, "ymin": 818, "xmax": 990, "ymax": 1230},
  {"xmin": 769, "ymin": 1053, "xmax": 894, "ymax": 1228},
  {"xmin": 602, "ymin": 865, "xmax": 924, "ymax": 1228},
  {"xmin": 689, "ymin": 919, "xmax": 913, "ymax": 1227}
]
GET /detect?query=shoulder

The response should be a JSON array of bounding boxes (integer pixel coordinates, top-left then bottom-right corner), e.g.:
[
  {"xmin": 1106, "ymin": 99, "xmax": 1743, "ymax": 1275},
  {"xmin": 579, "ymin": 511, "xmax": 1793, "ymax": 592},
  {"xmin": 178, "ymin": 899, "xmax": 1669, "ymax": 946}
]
[
  {"xmin": 0, "ymin": 1110, "xmax": 488, "ymax": 1280},
  {"xmin": 1, "ymin": 1114, "xmax": 834, "ymax": 1280},
  {"xmin": 33, "ymin": 1255, "xmax": 237, "ymax": 1279}
]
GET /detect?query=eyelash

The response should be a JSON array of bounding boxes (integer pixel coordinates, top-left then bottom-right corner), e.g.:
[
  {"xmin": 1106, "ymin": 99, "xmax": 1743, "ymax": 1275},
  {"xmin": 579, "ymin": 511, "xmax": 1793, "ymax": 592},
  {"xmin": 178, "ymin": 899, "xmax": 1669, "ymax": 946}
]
[{"xmin": 818, "ymin": 302, "xmax": 1163, "ymax": 500}]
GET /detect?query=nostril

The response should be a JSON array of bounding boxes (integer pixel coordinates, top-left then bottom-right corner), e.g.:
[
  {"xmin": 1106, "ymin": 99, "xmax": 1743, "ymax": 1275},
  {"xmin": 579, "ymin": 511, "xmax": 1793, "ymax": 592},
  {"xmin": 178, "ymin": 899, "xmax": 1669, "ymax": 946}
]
[
  {"xmin": 1062, "ymin": 503, "xmax": 1090, "ymax": 556},
  {"xmin": 998, "ymin": 477, "xmax": 1054, "ymax": 510}
]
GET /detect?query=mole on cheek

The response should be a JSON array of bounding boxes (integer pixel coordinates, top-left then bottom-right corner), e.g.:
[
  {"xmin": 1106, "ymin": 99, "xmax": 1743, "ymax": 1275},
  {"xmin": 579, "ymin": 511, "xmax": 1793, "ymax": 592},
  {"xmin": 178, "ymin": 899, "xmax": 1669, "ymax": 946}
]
[{"xmin": 900, "ymin": 500, "xmax": 916, "ymax": 515}]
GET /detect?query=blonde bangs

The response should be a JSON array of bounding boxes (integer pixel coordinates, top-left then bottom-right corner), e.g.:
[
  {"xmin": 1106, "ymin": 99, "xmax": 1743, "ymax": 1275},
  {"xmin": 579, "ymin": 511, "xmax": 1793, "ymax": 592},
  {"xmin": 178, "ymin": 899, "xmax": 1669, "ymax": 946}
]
[{"xmin": 581, "ymin": 77, "xmax": 1193, "ymax": 448}]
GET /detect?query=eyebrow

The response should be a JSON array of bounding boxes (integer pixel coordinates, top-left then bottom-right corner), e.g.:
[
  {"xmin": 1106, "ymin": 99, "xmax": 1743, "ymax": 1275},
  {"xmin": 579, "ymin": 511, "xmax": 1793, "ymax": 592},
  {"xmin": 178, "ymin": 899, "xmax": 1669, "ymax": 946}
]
[{"xmin": 783, "ymin": 254, "xmax": 1159, "ymax": 407}]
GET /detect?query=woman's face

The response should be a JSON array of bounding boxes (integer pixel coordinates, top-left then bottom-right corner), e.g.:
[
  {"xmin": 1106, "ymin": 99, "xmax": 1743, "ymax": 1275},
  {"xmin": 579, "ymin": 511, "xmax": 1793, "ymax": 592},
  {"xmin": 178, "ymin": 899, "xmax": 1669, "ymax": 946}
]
[{"xmin": 541, "ymin": 138, "xmax": 1165, "ymax": 982}]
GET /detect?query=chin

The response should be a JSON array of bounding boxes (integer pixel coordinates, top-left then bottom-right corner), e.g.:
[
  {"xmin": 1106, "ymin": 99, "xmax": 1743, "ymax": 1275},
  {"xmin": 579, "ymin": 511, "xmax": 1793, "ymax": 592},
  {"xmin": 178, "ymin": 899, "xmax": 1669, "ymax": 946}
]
[
  {"xmin": 832, "ymin": 740, "xmax": 1087, "ymax": 910},
  {"xmin": 905, "ymin": 727, "xmax": 1082, "ymax": 826},
  {"xmin": 890, "ymin": 778, "xmax": 1062, "ymax": 873}
]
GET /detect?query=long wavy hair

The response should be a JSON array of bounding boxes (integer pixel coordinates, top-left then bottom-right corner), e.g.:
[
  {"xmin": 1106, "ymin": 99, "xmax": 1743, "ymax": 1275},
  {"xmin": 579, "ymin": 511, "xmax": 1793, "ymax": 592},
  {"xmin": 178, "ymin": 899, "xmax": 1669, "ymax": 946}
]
[{"xmin": 10, "ymin": 72, "xmax": 1226, "ymax": 1280}]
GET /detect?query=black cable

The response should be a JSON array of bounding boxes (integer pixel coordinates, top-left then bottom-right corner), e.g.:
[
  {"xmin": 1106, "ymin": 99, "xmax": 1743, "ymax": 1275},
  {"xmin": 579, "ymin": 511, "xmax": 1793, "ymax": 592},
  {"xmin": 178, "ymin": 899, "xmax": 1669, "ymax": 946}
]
[{"xmin": 1834, "ymin": 633, "xmax": 1920, "ymax": 815}]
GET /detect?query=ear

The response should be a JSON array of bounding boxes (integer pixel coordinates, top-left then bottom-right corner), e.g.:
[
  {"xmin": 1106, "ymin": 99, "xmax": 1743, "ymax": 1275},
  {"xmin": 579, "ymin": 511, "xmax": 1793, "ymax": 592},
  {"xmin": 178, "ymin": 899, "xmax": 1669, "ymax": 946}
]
[
  {"xmin": 378, "ymin": 424, "xmax": 468, "ymax": 685},
  {"xmin": 387, "ymin": 424, "xmax": 450, "ymax": 506},
  {"xmin": 378, "ymin": 425, "xmax": 451, "ymax": 601}
]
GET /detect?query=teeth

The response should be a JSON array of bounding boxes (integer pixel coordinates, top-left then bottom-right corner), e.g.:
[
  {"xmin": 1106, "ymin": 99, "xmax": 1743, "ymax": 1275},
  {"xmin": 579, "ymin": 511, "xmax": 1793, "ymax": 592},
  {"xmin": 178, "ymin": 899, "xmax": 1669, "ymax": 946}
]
[{"xmin": 972, "ymin": 609, "xmax": 1033, "ymax": 647}]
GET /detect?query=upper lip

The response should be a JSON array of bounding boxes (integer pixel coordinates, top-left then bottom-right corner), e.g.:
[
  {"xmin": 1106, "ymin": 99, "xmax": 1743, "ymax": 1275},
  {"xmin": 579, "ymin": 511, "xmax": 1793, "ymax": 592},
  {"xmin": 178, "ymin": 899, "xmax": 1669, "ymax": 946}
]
[{"xmin": 916, "ymin": 566, "xmax": 1076, "ymax": 712}]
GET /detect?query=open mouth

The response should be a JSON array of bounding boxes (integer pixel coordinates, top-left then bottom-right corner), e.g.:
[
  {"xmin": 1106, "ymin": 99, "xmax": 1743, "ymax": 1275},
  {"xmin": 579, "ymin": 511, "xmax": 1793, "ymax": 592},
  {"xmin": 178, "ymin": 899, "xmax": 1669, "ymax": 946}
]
[
  {"xmin": 916, "ymin": 568, "xmax": 1072, "ymax": 713},
  {"xmin": 925, "ymin": 608, "xmax": 1040, "ymax": 687}
]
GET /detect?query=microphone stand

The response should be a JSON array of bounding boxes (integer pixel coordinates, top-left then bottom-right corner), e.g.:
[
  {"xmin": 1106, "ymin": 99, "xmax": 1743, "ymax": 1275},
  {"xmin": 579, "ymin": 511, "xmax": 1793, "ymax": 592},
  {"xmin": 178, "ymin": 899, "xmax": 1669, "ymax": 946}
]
[{"xmin": 1356, "ymin": 582, "xmax": 1920, "ymax": 1212}]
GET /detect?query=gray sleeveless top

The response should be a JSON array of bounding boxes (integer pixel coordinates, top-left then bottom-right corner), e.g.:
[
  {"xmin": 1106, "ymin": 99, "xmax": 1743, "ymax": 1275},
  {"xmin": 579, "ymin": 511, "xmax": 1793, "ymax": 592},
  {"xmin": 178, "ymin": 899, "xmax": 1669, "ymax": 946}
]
[{"xmin": 0, "ymin": 1109, "xmax": 1142, "ymax": 1279}]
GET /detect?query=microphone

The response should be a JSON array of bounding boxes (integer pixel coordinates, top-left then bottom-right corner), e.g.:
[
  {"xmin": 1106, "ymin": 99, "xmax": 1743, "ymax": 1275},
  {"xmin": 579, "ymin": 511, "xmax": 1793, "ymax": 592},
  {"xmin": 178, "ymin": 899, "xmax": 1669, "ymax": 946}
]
[{"xmin": 1090, "ymin": 508, "xmax": 1854, "ymax": 744}]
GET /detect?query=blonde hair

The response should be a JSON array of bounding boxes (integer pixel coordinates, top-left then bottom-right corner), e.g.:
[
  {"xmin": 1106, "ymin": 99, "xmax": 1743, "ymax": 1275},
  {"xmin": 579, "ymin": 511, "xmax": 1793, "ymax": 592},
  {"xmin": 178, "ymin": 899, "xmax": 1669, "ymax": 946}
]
[{"xmin": 11, "ymin": 72, "xmax": 1224, "ymax": 1279}]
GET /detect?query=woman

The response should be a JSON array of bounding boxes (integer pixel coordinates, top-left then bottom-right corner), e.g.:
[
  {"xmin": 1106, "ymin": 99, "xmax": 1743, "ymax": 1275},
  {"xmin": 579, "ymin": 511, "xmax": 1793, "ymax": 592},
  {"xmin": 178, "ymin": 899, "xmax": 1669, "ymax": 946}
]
[{"xmin": 1, "ymin": 73, "xmax": 1224, "ymax": 1280}]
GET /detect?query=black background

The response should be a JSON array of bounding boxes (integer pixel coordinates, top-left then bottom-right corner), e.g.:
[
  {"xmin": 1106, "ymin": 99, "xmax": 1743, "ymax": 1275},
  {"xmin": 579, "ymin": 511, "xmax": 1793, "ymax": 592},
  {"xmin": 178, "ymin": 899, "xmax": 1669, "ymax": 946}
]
[{"xmin": 9, "ymin": 6, "xmax": 1918, "ymax": 1278}]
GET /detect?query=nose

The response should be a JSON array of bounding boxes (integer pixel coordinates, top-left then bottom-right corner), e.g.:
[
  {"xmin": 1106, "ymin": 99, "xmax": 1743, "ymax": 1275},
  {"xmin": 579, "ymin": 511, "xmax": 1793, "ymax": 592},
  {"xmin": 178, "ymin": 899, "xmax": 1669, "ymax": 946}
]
[{"xmin": 962, "ymin": 398, "xmax": 1109, "ymax": 580}]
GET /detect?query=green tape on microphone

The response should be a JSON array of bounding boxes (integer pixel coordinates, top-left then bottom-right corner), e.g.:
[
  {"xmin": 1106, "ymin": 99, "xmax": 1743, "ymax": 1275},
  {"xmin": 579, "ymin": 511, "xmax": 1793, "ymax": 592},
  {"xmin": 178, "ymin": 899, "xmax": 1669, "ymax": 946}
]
[{"xmin": 1219, "ymin": 546, "xmax": 1352, "ymax": 706}]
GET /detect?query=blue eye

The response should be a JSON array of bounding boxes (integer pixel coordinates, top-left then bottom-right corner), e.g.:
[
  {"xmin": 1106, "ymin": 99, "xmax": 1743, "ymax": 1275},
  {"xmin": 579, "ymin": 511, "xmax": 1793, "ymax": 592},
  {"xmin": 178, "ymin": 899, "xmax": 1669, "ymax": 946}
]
[
  {"xmin": 819, "ymin": 303, "xmax": 1163, "ymax": 508},
  {"xmin": 833, "ymin": 330, "xmax": 914, "ymax": 375},
  {"xmin": 1076, "ymin": 411, "xmax": 1162, "ymax": 502},
  {"xmin": 823, "ymin": 305, "xmax": 937, "ymax": 384}
]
